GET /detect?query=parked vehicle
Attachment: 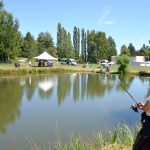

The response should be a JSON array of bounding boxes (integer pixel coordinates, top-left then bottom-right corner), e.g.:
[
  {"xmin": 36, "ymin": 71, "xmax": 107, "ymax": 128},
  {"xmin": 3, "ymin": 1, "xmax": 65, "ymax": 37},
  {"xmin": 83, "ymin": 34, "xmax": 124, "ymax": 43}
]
[
  {"xmin": 99, "ymin": 60, "xmax": 108, "ymax": 63},
  {"xmin": 68, "ymin": 59, "xmax": 77, "ymax": 65},
  {"xmin": 60, "ymin": 58, "xmax": 77, "ymax": 66},
  {"xmin": 99, "ymin": 60, "xmax": 114, "ymax": 67},
  {"xmin": 60, "ymin": 58, "xmax": 68, "ymax": 64},
  {"xmin": 99, "ymin": 60, "xmax": 109, "ymax": 68}
]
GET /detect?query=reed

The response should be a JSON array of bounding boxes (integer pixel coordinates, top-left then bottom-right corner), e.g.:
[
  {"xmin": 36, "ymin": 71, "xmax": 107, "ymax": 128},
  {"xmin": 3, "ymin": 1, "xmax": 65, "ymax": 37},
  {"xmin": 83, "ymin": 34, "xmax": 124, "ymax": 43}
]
[{"xmin": 26, "ymin": 123, "xmax": 140, "ymax": 150}]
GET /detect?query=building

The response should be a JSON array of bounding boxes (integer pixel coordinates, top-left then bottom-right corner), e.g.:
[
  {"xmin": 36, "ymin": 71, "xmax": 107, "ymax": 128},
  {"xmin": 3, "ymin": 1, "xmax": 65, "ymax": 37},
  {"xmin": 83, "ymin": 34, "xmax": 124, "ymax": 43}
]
[
  {"xmin": 111, "ymin": 56, "xmax": 145, "ymax": 66},
  {"xmin": 130, "ymin": 56, "xmax": 145, "ymax": 66}
]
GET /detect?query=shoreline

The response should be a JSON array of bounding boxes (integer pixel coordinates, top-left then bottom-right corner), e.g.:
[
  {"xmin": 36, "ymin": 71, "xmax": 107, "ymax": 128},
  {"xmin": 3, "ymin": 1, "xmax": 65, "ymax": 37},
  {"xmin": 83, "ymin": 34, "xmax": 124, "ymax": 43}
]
[
  {"xmin": 0, "ymin": 65, "xmax": 149, "ymax": 76},
  {"xmin": 0, "ymin": 66, "xmax": 100, "ymax": 76}
]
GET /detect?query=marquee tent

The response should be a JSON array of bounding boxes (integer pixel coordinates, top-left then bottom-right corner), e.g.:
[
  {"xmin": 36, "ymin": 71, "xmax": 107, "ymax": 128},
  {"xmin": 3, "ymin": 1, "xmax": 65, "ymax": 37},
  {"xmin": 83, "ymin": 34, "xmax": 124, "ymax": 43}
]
[{"xmin": 34, "ymin": 51, "xmax": 58, "ymax": 60}]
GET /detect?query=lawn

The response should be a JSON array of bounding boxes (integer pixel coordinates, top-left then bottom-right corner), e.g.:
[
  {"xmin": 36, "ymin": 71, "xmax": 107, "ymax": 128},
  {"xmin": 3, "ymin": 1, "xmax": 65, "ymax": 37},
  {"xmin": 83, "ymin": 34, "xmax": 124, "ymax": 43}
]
[{"xmin": 0, "ymin": 61, "xmax": 150, "ymax": 76}]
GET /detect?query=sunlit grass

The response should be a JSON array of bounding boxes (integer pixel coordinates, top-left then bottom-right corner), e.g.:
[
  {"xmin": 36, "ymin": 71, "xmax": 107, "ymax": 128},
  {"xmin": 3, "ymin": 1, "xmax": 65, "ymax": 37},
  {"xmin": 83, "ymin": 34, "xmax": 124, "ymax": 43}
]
[
  {"xmin": 0, "ymin": 62, "xmax": 100, "ymax": 75},
  {"xmin": 25, "ymin": 123, "xmax": 141, "ymax": 150},
  {"xmin": 0, "ymin": 61, "xmax": 150, "ymax": 75}
]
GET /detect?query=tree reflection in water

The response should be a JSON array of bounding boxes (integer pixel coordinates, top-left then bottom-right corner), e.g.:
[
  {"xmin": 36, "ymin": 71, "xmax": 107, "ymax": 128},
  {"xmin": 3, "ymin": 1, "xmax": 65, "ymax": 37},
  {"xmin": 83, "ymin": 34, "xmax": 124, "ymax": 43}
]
[
  {"xmin": 0, "ymin": 74, "xmax": 149, "ymax": 134},
  {"xmin": 0, "ymin": 78, "xmax": 23, "ymax": 133}
]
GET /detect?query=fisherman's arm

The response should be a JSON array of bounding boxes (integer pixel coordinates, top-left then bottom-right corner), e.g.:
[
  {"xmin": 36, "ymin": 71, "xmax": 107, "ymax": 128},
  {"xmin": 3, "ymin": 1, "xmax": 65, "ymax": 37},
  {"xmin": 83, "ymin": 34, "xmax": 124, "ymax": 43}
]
[{"xmin": 137, "ymin": 101, "xmax": 150, "ymax": 112}]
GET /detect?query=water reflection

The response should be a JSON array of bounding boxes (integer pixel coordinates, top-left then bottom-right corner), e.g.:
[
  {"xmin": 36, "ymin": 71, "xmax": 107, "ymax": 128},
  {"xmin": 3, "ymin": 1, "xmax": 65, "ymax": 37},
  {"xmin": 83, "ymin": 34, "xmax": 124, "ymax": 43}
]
[
  {"xmin": 38, "ymin": 75, "xmax": 57, "ymax": 99},
  {"xmin": 86, "ymin": 74, "xmax": 116, "ymax": 98},
  {"xmin": 139, "ymin": 76, "xmax": 150, "ymax": 98},
  {"xmin": 22, "ymin": 77, "xmax": 37, "ymax": 101},
  {"xmin": 0, "ymin": 78, "xmax": 23, "ymax": 133},
  {"xmin": 116, "ymin": 75, "xmax": 134, "ymax": 93},
  {"xmin": 38, "ymin": 76, "xmax": 57, "ymax": 92},
  {"xmin": 1, "ymin": 74, "xmax": 150, "ymax": 135},
  {"xmin": 57, "ymin": 74, "xmax": 71, "ymax": 104}
]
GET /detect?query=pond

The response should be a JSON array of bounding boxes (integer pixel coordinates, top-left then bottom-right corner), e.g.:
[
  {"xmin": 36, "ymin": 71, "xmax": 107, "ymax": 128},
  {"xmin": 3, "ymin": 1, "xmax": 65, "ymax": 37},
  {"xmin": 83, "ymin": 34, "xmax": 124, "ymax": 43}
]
[{"xmin": 0, "ymin": 73, "xmax": 149, "ymax": 150}]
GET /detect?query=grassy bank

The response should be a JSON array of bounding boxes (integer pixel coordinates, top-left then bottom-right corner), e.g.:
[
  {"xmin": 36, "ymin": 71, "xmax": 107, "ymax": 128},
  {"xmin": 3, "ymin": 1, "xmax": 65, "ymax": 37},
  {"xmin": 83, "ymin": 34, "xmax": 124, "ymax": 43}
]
[
  {"xmin": 0, "ymin": 66, "xmax": 99, "ymax": 75},
  {"xmin": 0, "ymin": 62, "xmax": 100, "ymax": 75},
  {"xmin": 27, "ymin": 123, "xmax": 140, "ymax": 150},
  {"xmin": 0, "ymin": 62, "xmax": 150, "ymax": 76}
]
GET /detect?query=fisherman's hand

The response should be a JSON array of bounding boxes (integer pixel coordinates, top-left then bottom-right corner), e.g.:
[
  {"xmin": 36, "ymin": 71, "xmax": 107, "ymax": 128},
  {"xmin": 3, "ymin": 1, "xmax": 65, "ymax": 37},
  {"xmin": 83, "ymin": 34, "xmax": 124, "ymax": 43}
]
[{"xmin": 137, "ymin": 102, "xmax": 144, "ymax": 109}]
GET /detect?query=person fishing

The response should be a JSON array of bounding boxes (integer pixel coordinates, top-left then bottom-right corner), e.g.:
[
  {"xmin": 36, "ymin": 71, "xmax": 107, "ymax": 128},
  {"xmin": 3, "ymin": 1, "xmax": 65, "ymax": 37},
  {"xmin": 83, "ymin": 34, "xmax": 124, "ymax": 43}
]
[
  {"xmin": 115, "ymin": 77, "xmax": 150, "ymax": 149},
  {"xmin": 132, "ymin": 97, "xmax": 150, "ymax": 150}
]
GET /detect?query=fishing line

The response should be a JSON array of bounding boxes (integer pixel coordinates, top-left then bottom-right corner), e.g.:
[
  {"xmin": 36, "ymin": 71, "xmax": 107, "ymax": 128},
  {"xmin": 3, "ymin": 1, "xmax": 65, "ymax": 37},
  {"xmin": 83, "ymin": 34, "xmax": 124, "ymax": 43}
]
[
  {"xmin": 115, "ymin": 78, "xmax": 138, "ymax": 104},
  {"xmin": 114, "ymin": 76, "xmax": 138, "ymax": 112}
]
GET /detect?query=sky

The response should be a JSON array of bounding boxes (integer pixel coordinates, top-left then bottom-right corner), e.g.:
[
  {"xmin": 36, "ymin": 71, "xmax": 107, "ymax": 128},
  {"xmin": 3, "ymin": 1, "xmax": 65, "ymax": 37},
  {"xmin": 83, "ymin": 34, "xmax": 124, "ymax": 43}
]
[{"xmin": 3, "ymin": 0, "xmax": 150, "ymax": 53}]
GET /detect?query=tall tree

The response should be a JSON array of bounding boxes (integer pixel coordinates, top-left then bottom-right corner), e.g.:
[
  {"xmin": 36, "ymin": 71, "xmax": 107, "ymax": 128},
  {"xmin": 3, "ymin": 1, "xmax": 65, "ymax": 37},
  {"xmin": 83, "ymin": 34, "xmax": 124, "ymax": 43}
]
[
  {"xmin": 84, "ymin": 32, "xmax": 87, "ymax": 62},
  {"xmin": 128, "ymin": 43, "xmax": 136, "ymax": 56},
  {"xmin": 87, "ymin": 30, "xmax": 90, "ymax": 62},
  {"xmin": 96, "ymin": 31, "xmax": 109, "ymax": 60},
  {"xmin": 66, "ymin": 32, "xmax": 74, "ymax": 58},
  {"xmin": 120, "ymin": 45, "xmax": 130, "ymax": 56},
  {"xmin": 87, "ymin": 30, "xmax": 97, "ymax": 63},
  {"xmin": 57, "ymin": 23, "xmax": 74, "ymax": 58},
  {"xmin": 77, "ymin": 28, "xmax": 80, "ymax": 59},
  {"xmin": 107, "ymin": 36, "xmax": 117, "ymax": 61},
  {"xmin": 73, "ymin": 26, "xmax": 80, "ymax": 60},
  {"xmin": 20, "ymin": 32, "xmax": 36, "ymax": 59},
  {"xmin": 139, "ymin": 44, "xmax": 147, "ymax": 56},
  {"xmin": 57, "ymin": 23, "xmax": 62, "ymax": 57},
  {"xmin": 81, "ymin": 28, "xmax": 87, "ymax": 62},
  {"xmin": 37, "ymin": 32, "xmax": 56, "ymax": 56},
  {"xmin": 0, "ymin": 1, "xmax": 21, "ymax": 62},
  {"xmin": 60, "ymin": 27, "xmax": 68, "ymax": 58}
]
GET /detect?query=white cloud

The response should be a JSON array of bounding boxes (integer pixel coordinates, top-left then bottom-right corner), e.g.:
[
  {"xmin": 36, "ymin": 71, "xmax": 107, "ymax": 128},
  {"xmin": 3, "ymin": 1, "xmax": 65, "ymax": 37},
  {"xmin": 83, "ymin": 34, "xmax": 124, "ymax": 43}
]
[{"xmin": 98, "ymin": 6, "xmax": 113, "ymax": 25}]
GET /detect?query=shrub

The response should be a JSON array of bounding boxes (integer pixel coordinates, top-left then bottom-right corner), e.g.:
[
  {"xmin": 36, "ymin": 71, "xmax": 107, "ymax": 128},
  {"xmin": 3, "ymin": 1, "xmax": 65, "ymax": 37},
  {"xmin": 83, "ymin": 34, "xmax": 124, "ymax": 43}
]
[{"xmin": 117, "ymin": 55, "xmax": 129, "ymax": 75}]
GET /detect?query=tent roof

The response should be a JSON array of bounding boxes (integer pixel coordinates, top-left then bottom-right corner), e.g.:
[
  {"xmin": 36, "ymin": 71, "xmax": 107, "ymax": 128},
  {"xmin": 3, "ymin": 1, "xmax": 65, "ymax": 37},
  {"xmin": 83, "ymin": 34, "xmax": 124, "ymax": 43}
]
[{"xmin": 34, "ymin": 51, "xmax": 58, "ymax": 60}]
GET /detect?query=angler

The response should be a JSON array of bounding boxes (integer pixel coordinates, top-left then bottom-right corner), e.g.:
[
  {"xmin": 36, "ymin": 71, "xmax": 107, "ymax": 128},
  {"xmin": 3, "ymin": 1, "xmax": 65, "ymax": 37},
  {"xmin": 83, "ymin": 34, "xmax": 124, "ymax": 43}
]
[
  {"xmin": 115, "ymin": 77, "xmax": 150, "ymax": 149},
  {"xmin": 132, "ymin": 99, "xmax": 150, "ymax": 150}
]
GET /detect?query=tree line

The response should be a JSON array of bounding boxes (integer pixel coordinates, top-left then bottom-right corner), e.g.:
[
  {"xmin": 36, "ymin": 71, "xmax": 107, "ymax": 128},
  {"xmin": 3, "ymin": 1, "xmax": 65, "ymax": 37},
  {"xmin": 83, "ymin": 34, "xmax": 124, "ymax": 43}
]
[{"xmin": 0, "ymin": 1, "xmax": 150, "ymax": 63}]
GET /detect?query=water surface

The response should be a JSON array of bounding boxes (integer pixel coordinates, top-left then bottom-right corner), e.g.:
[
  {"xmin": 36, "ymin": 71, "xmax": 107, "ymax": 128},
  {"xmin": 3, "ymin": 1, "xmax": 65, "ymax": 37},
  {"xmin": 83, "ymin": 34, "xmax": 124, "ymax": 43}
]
[{"xmin": 0, "ymin": 73, "xmax": 149, "ymax": 150}]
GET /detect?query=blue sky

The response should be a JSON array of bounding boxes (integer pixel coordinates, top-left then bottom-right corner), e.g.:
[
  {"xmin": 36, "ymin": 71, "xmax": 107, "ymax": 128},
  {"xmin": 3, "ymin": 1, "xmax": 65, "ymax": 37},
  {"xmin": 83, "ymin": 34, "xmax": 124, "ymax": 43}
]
[{"xmin": 3, "ymin": 0, "xmax": 150, "ymax": 53}]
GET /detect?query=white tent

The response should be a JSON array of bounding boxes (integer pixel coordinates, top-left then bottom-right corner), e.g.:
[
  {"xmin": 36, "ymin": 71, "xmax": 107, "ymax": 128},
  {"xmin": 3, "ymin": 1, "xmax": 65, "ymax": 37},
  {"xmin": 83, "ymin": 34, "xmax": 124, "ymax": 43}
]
[{"xmin": 34, "ymin": 51, "xmax": 58, "ymax": 60}]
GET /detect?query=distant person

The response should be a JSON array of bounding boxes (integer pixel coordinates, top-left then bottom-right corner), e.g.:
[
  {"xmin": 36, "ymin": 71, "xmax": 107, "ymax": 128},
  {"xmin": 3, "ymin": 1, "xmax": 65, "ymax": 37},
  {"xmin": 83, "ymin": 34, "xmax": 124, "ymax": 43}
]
[
  {"xmin": 38, "ymin": 60, "xmax": 41, "ymax": 67},
  {"xmin": 48, "ymin": 60, "xmax": 53, "ymax": 67},
  {"xmin": 14, "ymin": 62, "xmax": 20, "ymax": 68},
  {"xmin": 106, "ymin": 66, "xmax": 109, "ymax": 72},
  {"xmin": 28, "ymin": 61, "xmax": 31, "ymax": 66},
  {"xmin": 133, "ymin": 97, "xmax": 150, "ymax": 150},
  {"xmin": 82, "ymin": 63, "xmax": 86, "ymax": 68}
]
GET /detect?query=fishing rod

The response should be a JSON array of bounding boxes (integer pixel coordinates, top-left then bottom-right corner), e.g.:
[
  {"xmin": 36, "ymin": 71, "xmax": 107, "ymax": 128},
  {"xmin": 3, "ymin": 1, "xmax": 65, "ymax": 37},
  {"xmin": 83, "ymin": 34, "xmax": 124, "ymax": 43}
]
[{"xmin": 115, "ymin": 78, "xmax": 139, "ymax": 113}]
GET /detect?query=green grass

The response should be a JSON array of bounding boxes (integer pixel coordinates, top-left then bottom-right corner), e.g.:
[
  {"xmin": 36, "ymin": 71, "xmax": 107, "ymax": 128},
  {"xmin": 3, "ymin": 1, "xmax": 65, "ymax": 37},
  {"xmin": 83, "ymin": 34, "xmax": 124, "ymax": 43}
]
[
  {"xmin": 0, "ymin": 62, "xmax": 100, "ymax": 75},
  {"xmin": 0, "ymin": 62, "xmax": 150, "ymax": 76},
  {"xmin": 26, "ymin": 123, "xmax": 140, "ymax": 150},
  {"xmin": 109, "ymin": 65, "xmax": 150, "ymax": 73}
]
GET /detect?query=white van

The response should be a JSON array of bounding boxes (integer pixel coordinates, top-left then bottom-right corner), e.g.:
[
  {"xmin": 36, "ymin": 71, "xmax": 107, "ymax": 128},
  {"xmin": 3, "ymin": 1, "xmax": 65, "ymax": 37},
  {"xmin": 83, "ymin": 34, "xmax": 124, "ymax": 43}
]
[
  {"xmin": 68, "ymin": 59, "xmax": 77, "ymax": 66},
  {"xmin": 60, "ymin": 58, "xmax": 68, "ymax": 64},
  {"xmin": 99, "ymin": 60, "xmax": 109, "ymax": 68},
  {"xmin": 60, "ymin": 58, "xmax": 77, "ymax": 66}
]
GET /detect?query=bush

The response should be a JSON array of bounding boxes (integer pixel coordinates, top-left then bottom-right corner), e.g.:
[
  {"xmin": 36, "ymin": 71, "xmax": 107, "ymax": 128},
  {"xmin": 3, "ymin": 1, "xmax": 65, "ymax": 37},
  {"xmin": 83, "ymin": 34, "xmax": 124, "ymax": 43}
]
[{"xmin": 117, "ymin": 55, "xmax": 129, "ymax": 75}]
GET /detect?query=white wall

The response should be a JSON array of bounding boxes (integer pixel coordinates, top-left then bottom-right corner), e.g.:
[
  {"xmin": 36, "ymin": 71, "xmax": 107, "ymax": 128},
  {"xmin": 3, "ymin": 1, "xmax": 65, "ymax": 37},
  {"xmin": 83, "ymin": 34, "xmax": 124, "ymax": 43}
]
[{"xmin": 111, "ymin": 56, "xmax": 145, "ymax": 66}]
